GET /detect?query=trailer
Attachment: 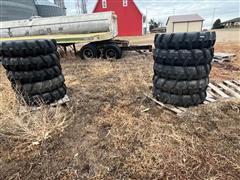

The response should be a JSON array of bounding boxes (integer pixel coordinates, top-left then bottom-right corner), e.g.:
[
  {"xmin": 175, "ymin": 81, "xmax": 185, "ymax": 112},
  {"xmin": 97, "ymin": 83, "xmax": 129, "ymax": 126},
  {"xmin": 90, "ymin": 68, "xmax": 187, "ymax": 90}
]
[{"xmin": 0, "ymin": 12, "xmax": 152, "ymax": 59}]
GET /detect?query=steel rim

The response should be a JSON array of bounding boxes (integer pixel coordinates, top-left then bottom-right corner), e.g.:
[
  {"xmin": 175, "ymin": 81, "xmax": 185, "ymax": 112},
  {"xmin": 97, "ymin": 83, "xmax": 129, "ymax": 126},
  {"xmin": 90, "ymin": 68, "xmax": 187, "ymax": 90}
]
[
  {"xmin": 105, "ymin": 49, "xmax": 117, "ymax": 59},
  {"xmin": 83, "ymin": 48, "xmax": 94, "ymax": 59}
]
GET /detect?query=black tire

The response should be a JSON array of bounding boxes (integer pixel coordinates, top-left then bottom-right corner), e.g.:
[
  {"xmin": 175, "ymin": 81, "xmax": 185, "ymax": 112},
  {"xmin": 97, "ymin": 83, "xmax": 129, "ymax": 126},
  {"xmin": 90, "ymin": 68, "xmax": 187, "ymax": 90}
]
[
  {"xmin": 103, "ymin": 44, "xmax": 122, "ymax": 59},
  {"xmin": 154, "ymin": 31, "xmax": 216, "ymax": 50},
  {"xmin": 153, "ymin": 76, "xmax": 209, "ymax": 95},
  {"xmin": 13, "ymin": 75, "xmax": 65, "ymax": 96},
  {"xmin": 7, "ymin": 66, "xmax": 62, "ymax": 83},
  {"xmin": 153, "ymin": 48, "xmax": 213, "ymax": 66},
  {"xmin": 153, "ymin": 88, "xmax": 207, "ymax": 107},
  {"xmin": 0, "ymin": 39, "xmax": 57, "ymax": 57},
  {"xmin": 154, "ymin": 63, "xmax": 211, "ymax": 80},
  {"xmin": 22, "ymin": 85, "xmax": 67, "ymax": 106},
  {"xmin": 1, "ymin": 53, "xmax": 60, "ymax": 71},
  {"xmin": 78, "ymin": 43, "xmax": 98, "ymax": 60}
]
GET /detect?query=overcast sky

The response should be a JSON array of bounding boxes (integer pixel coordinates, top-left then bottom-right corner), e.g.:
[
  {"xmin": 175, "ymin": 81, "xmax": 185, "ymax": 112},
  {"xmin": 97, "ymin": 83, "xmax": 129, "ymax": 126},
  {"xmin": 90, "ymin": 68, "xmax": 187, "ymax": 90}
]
[{"xmin": 51, "ymin": 0, "xmax": 240, "ymax": 29}]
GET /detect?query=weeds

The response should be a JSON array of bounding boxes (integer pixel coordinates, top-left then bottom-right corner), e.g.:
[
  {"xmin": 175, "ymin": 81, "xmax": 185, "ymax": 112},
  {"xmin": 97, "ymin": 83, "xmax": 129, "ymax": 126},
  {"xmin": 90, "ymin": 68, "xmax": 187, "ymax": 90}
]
[{"xmin": 0, "ymin": 68, "xmax": 72, "ymax": 151}]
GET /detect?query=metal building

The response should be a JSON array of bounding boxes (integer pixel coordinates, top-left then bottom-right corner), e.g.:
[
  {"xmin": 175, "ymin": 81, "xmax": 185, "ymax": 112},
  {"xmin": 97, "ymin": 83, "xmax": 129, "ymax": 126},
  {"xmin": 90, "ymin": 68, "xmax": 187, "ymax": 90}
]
[
  {"xmin": 35, "ymin": 0, "xmax": 66, "ymax": 17},
  {"xmin": 0, "ymin": 0, "xmax": 38, "ymax": 21},
  {"xmin": 0, "ymin": 0, "xmax": 66, "ymax": 21},
  {"xmin": 166, "ymin": 14, "xmax": 204, "ymax": 33},
  {"xmin": 54, "ymin": 0, "xmax": 67, "ymax": 15}
]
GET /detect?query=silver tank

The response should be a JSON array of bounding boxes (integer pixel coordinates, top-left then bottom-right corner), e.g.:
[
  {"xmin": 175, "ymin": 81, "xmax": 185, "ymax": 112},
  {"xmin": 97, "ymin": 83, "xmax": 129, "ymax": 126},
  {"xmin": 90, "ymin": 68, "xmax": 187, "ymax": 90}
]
[
  {"xmin": 0, "ymin": 0, "xmax": 38, "ymax": 21},
  {"xmin": 0, "ymin": 12, "xmax": 118, "ymax": 38}
]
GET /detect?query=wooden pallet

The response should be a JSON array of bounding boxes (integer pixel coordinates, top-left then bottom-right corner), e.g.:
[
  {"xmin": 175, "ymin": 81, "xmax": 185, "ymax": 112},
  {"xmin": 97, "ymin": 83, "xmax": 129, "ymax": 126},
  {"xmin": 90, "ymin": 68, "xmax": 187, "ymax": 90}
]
[
  {"xmin": 145, "ymin": 80, "xmax": 240, "ymax": 115},
  {"xmin": 213, "ymin": 52, "xmax": 237, "ymax": 63}
]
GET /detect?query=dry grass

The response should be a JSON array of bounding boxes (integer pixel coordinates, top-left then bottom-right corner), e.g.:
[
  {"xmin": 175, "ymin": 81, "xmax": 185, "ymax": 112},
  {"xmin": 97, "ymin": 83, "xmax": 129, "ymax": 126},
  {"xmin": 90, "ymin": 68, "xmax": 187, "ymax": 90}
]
[
  {"xmin": 77, "ymin": 97, "xmax": 240, "ymax": 179},
  {"xmin": 0, "ymin": 68, "xmax": 73, "ymax": 159},
  {"xmin": 211, "ymin": 42, "xmax": 240, "ymax": 81},
  {"xmin": 0, "ymin": 42, "xmax": 240, "ymax": 179}
]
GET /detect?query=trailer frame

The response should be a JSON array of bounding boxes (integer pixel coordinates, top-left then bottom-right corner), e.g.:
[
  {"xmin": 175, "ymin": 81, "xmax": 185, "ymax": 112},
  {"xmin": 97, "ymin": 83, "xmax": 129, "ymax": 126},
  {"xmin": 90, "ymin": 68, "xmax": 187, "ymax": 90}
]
[
  {"xmin": 0, "ymin": 32, "xmax": 152, "ymax": 60},
  {"xmin": 58, "ymin": 39, "xmax": 152, "ymax": 59}
]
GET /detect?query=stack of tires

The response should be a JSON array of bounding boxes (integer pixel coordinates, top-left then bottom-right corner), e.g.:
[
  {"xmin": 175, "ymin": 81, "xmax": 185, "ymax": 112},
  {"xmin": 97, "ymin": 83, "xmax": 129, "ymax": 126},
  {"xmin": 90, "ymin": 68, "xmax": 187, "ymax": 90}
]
[
  {"xmin": 153, "ymin": 31, "xmax": 216, "ymax": 107},
  {"xmin": 0, "ymin": 39, "xmax": 67, "ymax": 106}
]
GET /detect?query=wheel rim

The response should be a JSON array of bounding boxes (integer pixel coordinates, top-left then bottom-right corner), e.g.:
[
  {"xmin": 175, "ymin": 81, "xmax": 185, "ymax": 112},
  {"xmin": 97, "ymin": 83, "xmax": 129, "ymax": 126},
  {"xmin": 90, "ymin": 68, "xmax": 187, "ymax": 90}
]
[
  {"xmin": 83, "ymin": 48, "xmax": 94, "ymax": 59},
  {"xmin": 105, "ymin": 49, "xmax": 117, "ymax": 59}
]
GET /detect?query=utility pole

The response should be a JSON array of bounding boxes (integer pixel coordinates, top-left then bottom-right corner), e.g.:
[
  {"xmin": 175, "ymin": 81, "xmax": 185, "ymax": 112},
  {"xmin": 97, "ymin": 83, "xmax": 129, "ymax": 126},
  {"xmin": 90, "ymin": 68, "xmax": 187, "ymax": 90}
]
[
  {"xmin": 145, "ymin": 8, "xmax": 148, "ymax": 34},
  {"xmin": 75, "ymin": 0, "xmax": 81, "ymax": 15},
  {"xmin": 75, "ymin": 0, "xmax": 87, "ymax": 14},
  {"xmin": 211, "ymin": 8, "xmax": 216, "ymax": 27},
  {"xmin": 81, "ymin": 0, "xmax": 87, "ymax": 14}
]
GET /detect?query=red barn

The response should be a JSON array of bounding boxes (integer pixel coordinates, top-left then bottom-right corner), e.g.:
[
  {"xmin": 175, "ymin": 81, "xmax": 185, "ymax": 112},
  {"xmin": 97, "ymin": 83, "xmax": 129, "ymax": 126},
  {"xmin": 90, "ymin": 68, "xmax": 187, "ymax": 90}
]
[{"xmin": 93, "ymin": 0, "xmax": 143, "ymax": 36}]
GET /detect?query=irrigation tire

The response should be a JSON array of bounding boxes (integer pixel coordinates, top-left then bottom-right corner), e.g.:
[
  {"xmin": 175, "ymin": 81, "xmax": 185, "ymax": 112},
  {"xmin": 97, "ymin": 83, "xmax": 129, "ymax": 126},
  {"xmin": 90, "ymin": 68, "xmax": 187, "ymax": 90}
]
[
  {"xmin": 153, "ymin": 63, "xmax": 211, "ymax": 80},
  {"xmin": 1, "ymin": 53, "xmax": 60, "ymax": 71},
  {"xmin": 154, "ymin": 31, "xmax": 216, "ymax": 50},
  {"xmin": 153, "ymin": 88, "xmax": 207, "ymax": 107},
  {"xmin": 7, "ymin": 66, "xmax": 62, "ymax": 83},
  {"xmin": 153, "ymin": 48, "xmax": 213, "ymax": 66},
  {"xmin": 153, "ymin": 76, "xmax": 209, "ymax": 95},
  {"xmin": 13, "ymin": 75, "xmax": 65, "ymax": 96},
  {"xmin": 22, "ymin": 85, "xmax": 67, "ymax": 106},
  {"xmin": 0, "ymin": 39, "xmax": 57, "ymax": 57}
]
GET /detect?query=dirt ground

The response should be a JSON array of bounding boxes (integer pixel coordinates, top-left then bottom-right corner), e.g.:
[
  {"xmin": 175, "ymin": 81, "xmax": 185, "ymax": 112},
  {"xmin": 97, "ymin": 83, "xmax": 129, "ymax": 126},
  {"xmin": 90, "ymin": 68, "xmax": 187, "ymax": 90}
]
[{"xmin": 0, "ymin": 40, "xmax": 240, "ymax": 179}]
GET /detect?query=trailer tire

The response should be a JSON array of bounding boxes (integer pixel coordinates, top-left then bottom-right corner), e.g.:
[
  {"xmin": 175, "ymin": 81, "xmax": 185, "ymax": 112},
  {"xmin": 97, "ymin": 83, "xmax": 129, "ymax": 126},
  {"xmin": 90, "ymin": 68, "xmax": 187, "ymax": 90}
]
[
  {"xmin": 1, "ymin": 53, "xmax": 60, "ymax": 71},
  {"xmin": 78, "ymin": 43, "xmax": 98, "ymax": 60},
  {"xmin": 0, "ymin": 39, "xmax": 57, "ymax": 57},
  {"xmin": 7, "ymin": 66, "xmax": 62, "ymax": 83},
  {"xmin": 153, "ymin": 88, "xmax": 207, "ymax": 107},
  {"xmin": 154, "ymin": 31, "xmax": 216, "ymax": 50},
  {"xmin": 21, "ymin": 85, "xmax": 67, "ymax": 106},
  {"xmin": 103, "ymin": 44, "xmax": 122, "ymax": 59},
  {"xmin": 153, "ymin": 76, "xmax": 209, "ymax": 95},
  {"xmin": 13, "ymin": 75, "xmax": 65, "ymax": 96},
  {"xmin": 153, "ymin": 48, "xmax": 213, "ymax": 66},
  {"xmin": 154, "ymin": 63, "xmax": 211, "ymax": 80}
]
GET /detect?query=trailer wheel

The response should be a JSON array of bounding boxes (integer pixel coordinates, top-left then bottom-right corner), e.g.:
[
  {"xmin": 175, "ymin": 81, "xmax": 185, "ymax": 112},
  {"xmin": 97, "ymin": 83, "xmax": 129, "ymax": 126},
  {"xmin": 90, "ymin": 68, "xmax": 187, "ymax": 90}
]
[
  {"xmin": 103, "ymin": 44, "xmax": 122, "ymax": 59},
  {"xmin": 78, "ymin": 44, "xmax": 98, "ymax": 60}
]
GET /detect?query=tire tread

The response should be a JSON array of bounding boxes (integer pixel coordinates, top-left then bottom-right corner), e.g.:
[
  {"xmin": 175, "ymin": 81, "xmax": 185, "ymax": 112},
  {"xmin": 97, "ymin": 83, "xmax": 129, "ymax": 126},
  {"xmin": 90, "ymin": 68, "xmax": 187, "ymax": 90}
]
[
  {"xmin": 22, "ymin": 85, "xmax": 67, "ymax": 106},
  {"xmin": 154, "ymin": 63, "xmax": 211, "ymax": 80},
  {"xmin": 154, "ymin": 48, "xmax": 213, "ymax": 66},
  {"xmin": 153, "ymin": 76, "xmax": 209, "ymax": 95},
  {"xmin": 7, "ymin": 66, "xmax": 62, "ymax": 83},
  {"xmin": 14, "ymin": 75, "xmax": 65, "ymax": 96},
  {"xmin": 154, "ymin": 31, "xmax": 216, "ymax": 50},
  {"xmin": 0, "ymin": 39, "xmax": 57, "ymax": 57},
  {"xmin": 1, "ymin": 53, "xmax": 60, "ymax": 71},
  {"xmin": 153, "ymin": 89, "xmax": 206, "ymax": 107}
]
